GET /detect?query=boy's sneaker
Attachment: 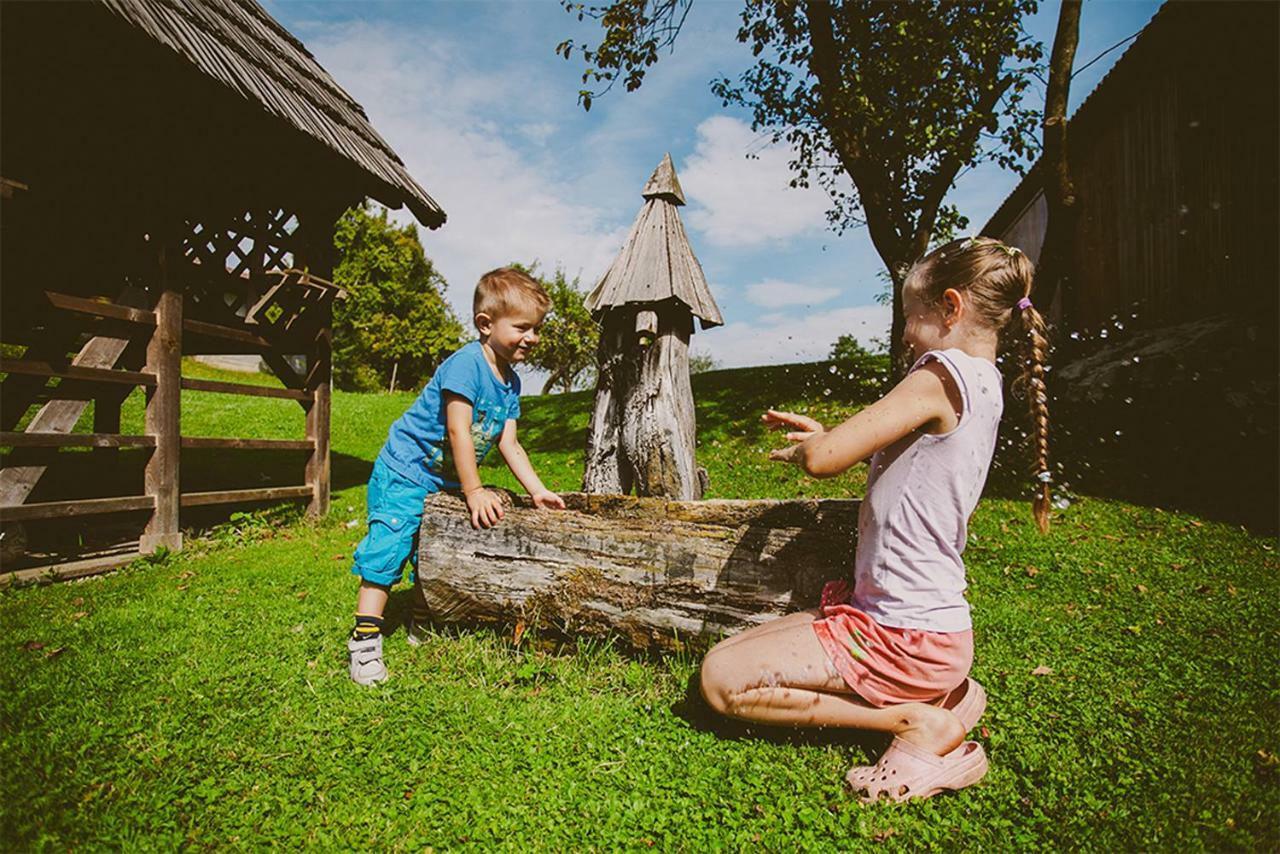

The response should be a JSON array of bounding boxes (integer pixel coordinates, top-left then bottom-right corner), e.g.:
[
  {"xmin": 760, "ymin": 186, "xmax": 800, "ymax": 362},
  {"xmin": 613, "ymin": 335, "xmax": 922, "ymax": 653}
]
[
  {"xmin": 406, "ymin": 617, "xmax": 428, "ymax": 647},
  {"xmin": 347, "ymin": 634, "xmax": 388, "ymax": 685}
]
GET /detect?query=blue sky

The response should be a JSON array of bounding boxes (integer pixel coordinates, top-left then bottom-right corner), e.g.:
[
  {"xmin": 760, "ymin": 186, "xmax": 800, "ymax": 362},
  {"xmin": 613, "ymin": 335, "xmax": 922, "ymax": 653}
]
[{"xmin": 268, "ymin": 0, "xmax": 1162, "ymax": 389}]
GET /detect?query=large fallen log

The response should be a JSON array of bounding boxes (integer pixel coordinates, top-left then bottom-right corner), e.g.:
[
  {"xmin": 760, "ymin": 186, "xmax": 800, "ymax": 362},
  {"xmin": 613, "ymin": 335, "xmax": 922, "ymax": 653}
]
[{"xmin": 417, "ymin": 491, "xmax": 859, "ymax": 650}]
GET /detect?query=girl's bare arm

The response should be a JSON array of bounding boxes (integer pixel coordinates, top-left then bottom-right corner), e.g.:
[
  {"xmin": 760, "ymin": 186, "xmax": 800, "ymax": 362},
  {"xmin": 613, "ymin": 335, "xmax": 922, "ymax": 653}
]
[{"xmin": 767, "ymin": 361, "xmax": 961, "ymax": 478}]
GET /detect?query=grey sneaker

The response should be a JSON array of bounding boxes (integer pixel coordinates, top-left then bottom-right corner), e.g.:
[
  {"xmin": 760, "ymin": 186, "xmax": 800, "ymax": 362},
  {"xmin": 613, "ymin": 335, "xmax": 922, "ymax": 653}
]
[
  {"xmin": 347, "ymin": 634, "xmax": 388, "ymax": 685},
  {"xmin": 406, "ymin": 617, "xmax": 427, "ymax": 647}
]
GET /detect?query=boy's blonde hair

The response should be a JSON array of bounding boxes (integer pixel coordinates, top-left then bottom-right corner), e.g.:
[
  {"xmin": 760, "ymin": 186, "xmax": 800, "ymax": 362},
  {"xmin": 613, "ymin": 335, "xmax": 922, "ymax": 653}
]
[
  {"xmin": 473, "ymin": 267, "xmax": 551, "ymax": 324},
  {"xmin": 905, "ymin": 237, "xmax": 1052, "ymax": 533}
]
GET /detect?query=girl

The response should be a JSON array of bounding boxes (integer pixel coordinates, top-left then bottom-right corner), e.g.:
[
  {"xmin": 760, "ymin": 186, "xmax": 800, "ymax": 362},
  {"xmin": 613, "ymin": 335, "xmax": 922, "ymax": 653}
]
[{"xmin": 698, "ymin": 237, "xmax": 1051, "ymax": 803}]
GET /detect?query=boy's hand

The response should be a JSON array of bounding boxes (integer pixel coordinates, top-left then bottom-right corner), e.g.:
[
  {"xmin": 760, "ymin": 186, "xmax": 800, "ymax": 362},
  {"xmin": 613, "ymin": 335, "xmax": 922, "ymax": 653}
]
[
  {"xmin": 465, "ymin": 487, "xmax": 505, "ymax": 529},
  {"xmin": 531, "ymin": 490, "xmax": 566, "ymax": 511}
]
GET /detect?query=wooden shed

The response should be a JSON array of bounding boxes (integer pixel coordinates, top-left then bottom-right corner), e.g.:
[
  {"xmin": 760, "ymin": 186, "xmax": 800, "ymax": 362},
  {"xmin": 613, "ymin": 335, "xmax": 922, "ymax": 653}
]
[
  {"xmin": 981, "ymin": 0, "xmax": 1278, "ymax": 530},
  {"xmin": 1, "ymin": 0, "xmax": 445, "ymax": 579},
  {"xmin": 982, "ymin": 0, "xmax": 1278, "ymax": 333}
]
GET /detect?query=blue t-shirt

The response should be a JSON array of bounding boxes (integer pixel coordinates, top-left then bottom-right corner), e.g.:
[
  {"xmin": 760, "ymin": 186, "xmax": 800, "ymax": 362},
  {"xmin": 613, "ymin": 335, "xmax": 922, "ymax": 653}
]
[{"xmin": 377, "ymin": 341, "xmax": 522, "ymax": 490}]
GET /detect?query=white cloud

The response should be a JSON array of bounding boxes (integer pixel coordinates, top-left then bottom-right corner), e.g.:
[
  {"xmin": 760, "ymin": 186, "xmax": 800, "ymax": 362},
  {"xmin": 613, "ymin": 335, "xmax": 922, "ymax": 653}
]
[
  {"xmin": 695, "ymin": 303, "xmax": 891, "ymax": 369},
  {"xmin": 680, "ymin": 116, "xmax": 833, "ymax": 248},
  {"xmin": 300, "ymin": 23, "xmax": 627, "ymax": 321},
  {"xmin": 744, "ymin": 280, "xmax": 840, "ymax": 309}
]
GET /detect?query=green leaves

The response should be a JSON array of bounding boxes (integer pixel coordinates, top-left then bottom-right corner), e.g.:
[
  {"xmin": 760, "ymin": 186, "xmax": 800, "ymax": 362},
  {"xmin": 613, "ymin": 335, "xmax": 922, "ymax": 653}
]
[
  {"xmin": 331, "ymin": 203, "xmax": 466, "ymax": 392},
  {"xmin": 512, "ymin": 262, "xmax": 600, "ymax": 394}
]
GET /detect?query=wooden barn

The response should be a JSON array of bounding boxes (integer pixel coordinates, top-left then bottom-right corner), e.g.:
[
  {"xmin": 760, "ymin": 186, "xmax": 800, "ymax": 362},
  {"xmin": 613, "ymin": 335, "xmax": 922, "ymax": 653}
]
[
  {"xmin": 982, "ymin": 0, "xmax": 1278, "ymax": 529},
  {"xmin": 1, "ymin": 0, "xmax": 445, "ymax": 580},
  {"xmin": 983, "ymin": 0, "xmax": 1278, "ymax": 332}
]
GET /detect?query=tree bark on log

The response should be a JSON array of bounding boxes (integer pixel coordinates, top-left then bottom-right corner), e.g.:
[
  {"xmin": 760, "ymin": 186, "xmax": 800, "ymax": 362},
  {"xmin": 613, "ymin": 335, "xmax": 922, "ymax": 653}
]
[{"xmin": 417, "ymin": 490, "xmax": 859, "ymax": 650}]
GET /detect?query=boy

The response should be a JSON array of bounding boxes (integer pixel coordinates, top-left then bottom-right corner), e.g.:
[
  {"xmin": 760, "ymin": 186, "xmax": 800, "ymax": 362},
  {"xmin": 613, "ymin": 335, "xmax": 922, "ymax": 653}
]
[{"xmin": 347, "ymin": 267, "xmax": 566, "ymax": 684}]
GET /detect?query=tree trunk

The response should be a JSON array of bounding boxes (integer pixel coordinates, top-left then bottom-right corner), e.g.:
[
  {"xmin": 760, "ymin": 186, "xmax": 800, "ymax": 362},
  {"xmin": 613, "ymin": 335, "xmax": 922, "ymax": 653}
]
[
  {"xmin": 1036, "ymin": 0, "xmax": 1083, "ymax": 315},
  {"xmin": 584, "ymin": 306, "xmax": 703, "ymax": 499},
  {"xmin": 416, "ymin": 490, "xmax": 859, "ymax": 650}
]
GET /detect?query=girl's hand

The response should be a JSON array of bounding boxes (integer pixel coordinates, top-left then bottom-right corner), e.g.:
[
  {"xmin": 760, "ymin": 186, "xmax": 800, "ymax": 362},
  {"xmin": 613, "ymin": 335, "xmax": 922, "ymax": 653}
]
[
  {"xmin": 531, "ymin": 490, "xmax": 566, "ymax": 511},
  {"xmin": 762, "ymin": 409, "xmax": 824, "ymax": 442},
  {"xmin": 763, "ymin": 409, "xmax": 823, "ymax": 467},
  {"xmin": 465, "ymin": 487, "xmax": 506, "ymax": 529}
]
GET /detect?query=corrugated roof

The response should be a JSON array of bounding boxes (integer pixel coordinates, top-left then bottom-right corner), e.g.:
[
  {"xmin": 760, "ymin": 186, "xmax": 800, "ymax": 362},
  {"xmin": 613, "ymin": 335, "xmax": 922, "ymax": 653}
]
[
  {"xmin": 983, "ymin": 1, "xmax": 1172, "ymax": 235},
  {"xmin": 98, "ymin": 0, "xmax": 445, "ymax": 228},
  {"xmin": 586, "ymin": 155, "xmax": 723, "ymax": 329}
]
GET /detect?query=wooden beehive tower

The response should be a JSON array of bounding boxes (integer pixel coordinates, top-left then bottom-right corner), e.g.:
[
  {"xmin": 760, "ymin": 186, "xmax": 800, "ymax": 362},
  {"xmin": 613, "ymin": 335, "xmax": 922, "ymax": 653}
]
[{"xmin": 582, "ymin": 154, "xmax": 722, "ymax": 500}]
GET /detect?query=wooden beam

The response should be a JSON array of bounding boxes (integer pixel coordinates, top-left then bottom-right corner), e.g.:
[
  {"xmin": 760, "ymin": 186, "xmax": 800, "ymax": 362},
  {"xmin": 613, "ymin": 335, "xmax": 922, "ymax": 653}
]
[
  {"xmin": 179, "ymin": 377, "xmax": 309, "ymax": 401},
  {"xmin": 0, "ymin": 359, "xmax": 156, "ymax": 387},
  {"xmin": 141, "ymin": 278, "xmax": 183, "ymax": 554},
  {"xmin": 44, "ymin": 291, "xmax": 157, "ymax": 326},
  {"xmin": 0, "ymin": 432, "xmax": 154, "ymax": 448},
  {"xmin": 179, "ymin": 437, "xmax": 312, "ymax": 451},
  {"xmin": 182, "ymin": 317, "xmax": 273, "ymax": 350},
  {"xmin": 0, "ymin": 551, "xmax": 141, "ymax": 588},
  {"xmin": 305, "ymin": 327, "xmax": 332, "ymax": 516},
  {"xmin": 0, "ymin": 495, "xmax": 155, "ymax": 522},
  {"xmin": 179, "ymin": 485, "xmax": 312, "ymax": 507}
]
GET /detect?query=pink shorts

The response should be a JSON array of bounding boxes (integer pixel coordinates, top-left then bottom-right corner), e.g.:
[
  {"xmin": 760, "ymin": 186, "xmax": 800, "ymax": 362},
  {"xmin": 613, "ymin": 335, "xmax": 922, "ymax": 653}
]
[{"xmin": 811, "ymin": 581, "xmax": 973, "ymax": 707}]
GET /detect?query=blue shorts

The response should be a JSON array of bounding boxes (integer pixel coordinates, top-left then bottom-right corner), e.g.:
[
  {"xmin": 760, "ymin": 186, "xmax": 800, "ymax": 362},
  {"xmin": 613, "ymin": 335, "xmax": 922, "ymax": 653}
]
[{"xmin": 350, "ymin": 457, "xmax": 437, "ymax": 587}]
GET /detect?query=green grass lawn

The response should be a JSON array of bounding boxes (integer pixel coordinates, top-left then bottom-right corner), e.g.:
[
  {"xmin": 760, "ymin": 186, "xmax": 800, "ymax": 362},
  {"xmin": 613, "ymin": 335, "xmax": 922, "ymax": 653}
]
[{"xmin": 2, "ymin": 359, "xmax": 1277, "ymax": 850}]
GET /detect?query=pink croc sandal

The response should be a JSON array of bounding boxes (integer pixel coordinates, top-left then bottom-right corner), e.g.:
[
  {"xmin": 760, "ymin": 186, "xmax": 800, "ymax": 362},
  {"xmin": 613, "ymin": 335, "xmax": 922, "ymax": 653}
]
[
  {"xmin": 937, "ymin": 678, "xmax": 987, "ymax": 733},
  {"xmin": 846, "ymin": 738, "xmax": 988, "ymax": 803}
]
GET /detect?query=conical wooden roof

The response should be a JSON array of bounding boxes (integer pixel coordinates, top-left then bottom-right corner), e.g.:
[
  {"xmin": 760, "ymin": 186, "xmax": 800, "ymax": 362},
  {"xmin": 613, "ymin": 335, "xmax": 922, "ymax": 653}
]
[{"xmin": 586, "ymin": 154, "xmax": 722, "ymax": 329}]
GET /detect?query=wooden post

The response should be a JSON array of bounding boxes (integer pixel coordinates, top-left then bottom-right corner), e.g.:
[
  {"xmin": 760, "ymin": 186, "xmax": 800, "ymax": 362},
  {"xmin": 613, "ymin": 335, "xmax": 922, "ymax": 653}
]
[
  {"xmin": 141, "ymin": 254, "xmax": 183, "ymax": 554},
  {"xmin": 305, "ymin": 322, "xmax": 332, "ymax": 516}
]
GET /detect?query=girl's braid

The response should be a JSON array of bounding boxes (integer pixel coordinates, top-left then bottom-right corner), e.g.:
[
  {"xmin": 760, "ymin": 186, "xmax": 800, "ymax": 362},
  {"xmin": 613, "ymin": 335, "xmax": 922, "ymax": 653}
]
[{"xmin": 1019, "ymin": 302, "xmax": 1052, "ymax": 532}]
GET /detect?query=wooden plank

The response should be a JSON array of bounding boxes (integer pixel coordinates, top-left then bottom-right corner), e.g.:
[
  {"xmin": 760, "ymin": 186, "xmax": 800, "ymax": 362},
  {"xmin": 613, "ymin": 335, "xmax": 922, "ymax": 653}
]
[
  {"xmin": 44, "ymin": 291, "xmax": 157, "ymax": 326},
  {"xmin": 0, "ymin": 495, "xmax": 155, "ymax": 522},
  {"xmin": 179, "ymin": 485, "xmax": 313, "ymax": 507},
  {"xmin": 417, "ymin": 491, "xmax": 860, "ymax": 650},
  {"xmin": 0, "ymin": 551, "xmax": 141, "ymax": 588},
  {"xmin": 0, "ymin": 288, "xmax": 151, "ymax": 509},
  {"xmin": 182, "ymin": 317, "xmax": 273, "ymax": 349},
  {"xmin": 179, "ymin": 377, "xmax": 310, "ymax": 400},
  {"xmin": 0, "ymin": 359, "xmax": 156, "ymax": 387},
  {"xmin": 0, "ymin": 432, "xmax": 155, "ymax": 448},
  {"xmin": 179, "ymin": 437, "xmax": 312, "ymax": 451},
  {"xmin": 141, "ymin": 280, "xmax": 183, "ymax": 554}
]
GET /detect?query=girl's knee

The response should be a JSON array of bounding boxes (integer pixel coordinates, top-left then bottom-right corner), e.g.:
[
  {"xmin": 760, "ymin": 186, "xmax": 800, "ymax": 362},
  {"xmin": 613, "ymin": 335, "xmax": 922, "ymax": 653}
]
[{"xmin": 698, "ymin": 651, "xmax": 738, "ymax": 716}]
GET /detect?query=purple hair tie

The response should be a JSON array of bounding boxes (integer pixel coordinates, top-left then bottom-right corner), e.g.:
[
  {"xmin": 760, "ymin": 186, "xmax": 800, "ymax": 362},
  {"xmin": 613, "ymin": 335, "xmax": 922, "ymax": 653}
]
[{"xmin": 1017, "ymin": 297, "xmax": 1033, "ymax": 311}]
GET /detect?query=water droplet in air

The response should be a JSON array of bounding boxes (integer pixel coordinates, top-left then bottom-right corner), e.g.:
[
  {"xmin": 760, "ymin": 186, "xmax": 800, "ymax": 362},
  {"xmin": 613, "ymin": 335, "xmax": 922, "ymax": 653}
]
[
  {"xmin": 1099, "ymin": 329, "xmax": 1110, "ymax": 339},
  {"xmin": 823, "ymin": 388, "xmax": 832, "ymax": 396},
  {"xmin": 1070, "ymin": 331, "xmax": 1082, "ymax": 341},
  {"xmin": 1114, "ymin": 430, "xmax": 1123, "ymax": 437},
  {"xmin": 829, "ymin": 365, "xmax": 838, "ymax": 374},
  {"xmin": 1037, "ymin": 471, "xmax": 1052, "ymax": 483},
  {"xmin": 1124, "ymin": 397, "xmax": 1134, "ymax": 405},
  {"xmin": 1053, "ymin": 496, "xmax": 1071, "ymax": 511}
]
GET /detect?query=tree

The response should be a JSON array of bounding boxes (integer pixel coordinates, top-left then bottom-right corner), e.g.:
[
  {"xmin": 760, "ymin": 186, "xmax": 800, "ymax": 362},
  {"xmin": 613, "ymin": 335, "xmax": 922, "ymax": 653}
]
[
  {"xmin": 515, "ymin": 264, "xmax": 600, "ymax": 394},
  {"xmin": 689, "ymin": 350, "xmax": 720, "ymax": 374},
  {"xmin": 331, "ymin": 204, "xmax": 466, "ymax": 392},
  {"xmin": 829, "ymin": 333, "xmax": 873, "ymax": 362},
  {"xmin": 559, "ymin": 0, "xmax": 1043, "ymax": 372}
]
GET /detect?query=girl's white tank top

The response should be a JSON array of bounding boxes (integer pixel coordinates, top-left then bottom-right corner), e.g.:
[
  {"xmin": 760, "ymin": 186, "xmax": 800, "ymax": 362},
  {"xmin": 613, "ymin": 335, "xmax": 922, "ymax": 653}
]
[{"xmin": 852, "ymin": 348, "xmax": 1003, "ymax": 633}]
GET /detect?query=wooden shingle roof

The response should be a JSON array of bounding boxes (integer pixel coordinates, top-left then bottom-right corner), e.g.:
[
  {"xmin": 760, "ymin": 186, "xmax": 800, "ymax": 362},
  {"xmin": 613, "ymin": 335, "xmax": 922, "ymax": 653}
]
[
  {"xmin": 98, "ymin": 0, "xmax": 445, "ymax": 228},
  {"xmin": 586, "ymin": 155, "xmax": 723, "ymax": 329}
]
